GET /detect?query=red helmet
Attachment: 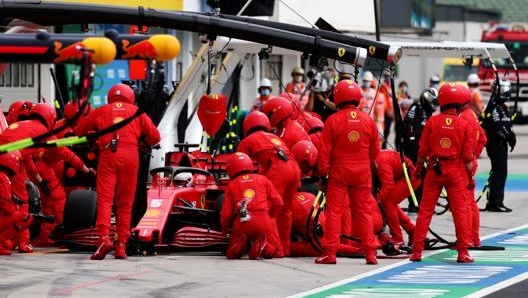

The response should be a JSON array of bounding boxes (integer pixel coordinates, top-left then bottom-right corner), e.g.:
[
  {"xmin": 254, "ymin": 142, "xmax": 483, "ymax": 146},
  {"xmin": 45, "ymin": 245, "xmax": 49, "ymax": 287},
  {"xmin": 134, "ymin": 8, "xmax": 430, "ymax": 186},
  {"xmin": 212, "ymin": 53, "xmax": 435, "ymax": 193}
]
[
  {"xmin": 303, "ymin": 116, "xmax": 324, "ymax": 134},
  {"xmin": 243, "ymin": 111, "xmax": 271, "ymax": 136},
  {"xmin": 262, "ymin": 96, "xmax": 293, "ymax": 127},
  {"xmin": 437, "ymin": 83, "xmax": 469, "ymax": 108},
  {"xmin": 279, "ymin": 92, "xmax": 301, "ymax": 120},
  {"xmin": 226, "ymin": 152, "xmax": 255, "ymax": 178},
  {"xmin": 29, "ymin": 103, "xmax": 57, "ymax": 130},
  {"xmin": 455, "ymin": 83, "xmax": 471, "ymax": 105},
  {"xmin": 6, "ymin": 100, "xmax": 33, "ymax": 124},
  {"xmin": 0, "ymin": 150, "xmax": 23, "ymax": 176},
  {"xmin": 333, "ymin": 79, "xmax": 362, "ymax": 107},
  {"xmin": 63, "ymin": 100, "xmax": 93, "ymax": 120},
  {"xmin": 291, "ymin": 140, "xmax": 318, "ymax": 168},
  {"xmin": 107, "ymin": 83, "xmax": 135, "ymax": 104}
]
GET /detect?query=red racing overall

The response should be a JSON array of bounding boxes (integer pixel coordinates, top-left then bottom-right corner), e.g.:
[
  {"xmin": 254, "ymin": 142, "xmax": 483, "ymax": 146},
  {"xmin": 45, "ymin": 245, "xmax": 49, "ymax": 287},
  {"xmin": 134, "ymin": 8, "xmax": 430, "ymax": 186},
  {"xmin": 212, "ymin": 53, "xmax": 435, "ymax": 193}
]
[
  {"xmin": 318, "ymin": 105, "xmax": 380, "ymax": 264},
  {"xmin": 375, "ymin": 149, "xmax": 419, "ymax": 245},
  {"xmin": 220, "ymin": 173, "xmax": 283, "ymax": 259},
  {"xmin": 412, "ymin": 110, "xmax": 476, "ymax": 261},
  {"xmin": 237, "ymin": 131, "xmax": 300, "ymax": 256},
  {"xmin": 0, "ymin": 120, "xmax": 49, "ymax": 252},
  {"xmin": 76, "ymin": 84, "xmax": 160, "ymax": 260},
  {"xmin": 459, "ymin": 106, "xmax": 487, "ymax": 247}
]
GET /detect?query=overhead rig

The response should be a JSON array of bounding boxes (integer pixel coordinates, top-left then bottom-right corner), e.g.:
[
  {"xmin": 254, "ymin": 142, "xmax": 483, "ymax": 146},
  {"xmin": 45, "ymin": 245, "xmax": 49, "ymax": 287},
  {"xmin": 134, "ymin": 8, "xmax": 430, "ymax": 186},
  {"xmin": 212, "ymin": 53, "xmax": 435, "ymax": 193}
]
[{"xmin": 0, "ymin": 1, "xmax": 404, "ymax": 67}]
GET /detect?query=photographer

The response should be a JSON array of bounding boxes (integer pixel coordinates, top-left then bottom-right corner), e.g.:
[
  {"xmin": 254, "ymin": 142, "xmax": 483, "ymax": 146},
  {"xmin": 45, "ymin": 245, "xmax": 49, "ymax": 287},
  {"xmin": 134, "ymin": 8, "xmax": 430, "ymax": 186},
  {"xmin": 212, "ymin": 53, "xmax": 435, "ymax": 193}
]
[{"xmin": 306, "ymin": 68, "xmax": 347, "ymax": 122}]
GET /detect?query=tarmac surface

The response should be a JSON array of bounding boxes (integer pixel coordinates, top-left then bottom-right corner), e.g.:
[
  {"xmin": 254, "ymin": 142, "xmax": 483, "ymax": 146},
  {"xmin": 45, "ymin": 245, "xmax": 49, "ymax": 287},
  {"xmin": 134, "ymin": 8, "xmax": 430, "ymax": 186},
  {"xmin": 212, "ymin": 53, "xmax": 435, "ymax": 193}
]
[{"xmin": 1, "ymin": 124, "xmax": 528, "ymax": 298}]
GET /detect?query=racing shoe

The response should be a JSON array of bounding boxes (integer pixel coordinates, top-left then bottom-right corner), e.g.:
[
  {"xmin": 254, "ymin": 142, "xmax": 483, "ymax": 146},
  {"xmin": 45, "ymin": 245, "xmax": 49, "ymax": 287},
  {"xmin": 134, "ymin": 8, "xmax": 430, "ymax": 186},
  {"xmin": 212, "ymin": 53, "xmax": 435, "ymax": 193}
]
[
  {"xmin": 409, "ymin": 252, "xmax": 422, "ymax": 262},
  {"xmin": 315, "ymin": 254, "xmax": 336, "ymax": 264},
  {"xmin": 90, "ymin": 238, "xmax": 114, "ymax": 260},
  {"xmin": 114, "ymin": 242, "xmax": 127, "ymax": 259},
  {"xmin": 365, "ymin": 250, "xmax": 378, "ymax": 265},
  {"xmin": 18, "ymin": 243, "xmax": 33, "ymax": 253},
  {"xmin": 249, "ymin": 235, "xmax": 269, "ymax": 260},
  {"xmin": 457, "ymin": 251, "xmax": 474, "ymax": 263}
]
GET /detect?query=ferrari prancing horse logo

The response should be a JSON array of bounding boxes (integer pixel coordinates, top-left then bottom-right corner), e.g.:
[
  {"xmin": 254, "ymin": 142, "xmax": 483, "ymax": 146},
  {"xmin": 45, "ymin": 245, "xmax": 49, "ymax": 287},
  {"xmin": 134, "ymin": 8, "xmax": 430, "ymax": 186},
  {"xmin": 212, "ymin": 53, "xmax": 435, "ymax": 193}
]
[
  {"xmin": 338, "ymin": 48, "xmax": 345, "ymax": 57},
  {"xmin": 350, "ymin": 111, "xmax": 357, "ymax": 119},
  {"xmin": 445, "ymin": 118, "xmax": 452, "ymax": 125},
  {"xmin": 369, "ymin": 46, "xmax": 376, "ymax": 55}
]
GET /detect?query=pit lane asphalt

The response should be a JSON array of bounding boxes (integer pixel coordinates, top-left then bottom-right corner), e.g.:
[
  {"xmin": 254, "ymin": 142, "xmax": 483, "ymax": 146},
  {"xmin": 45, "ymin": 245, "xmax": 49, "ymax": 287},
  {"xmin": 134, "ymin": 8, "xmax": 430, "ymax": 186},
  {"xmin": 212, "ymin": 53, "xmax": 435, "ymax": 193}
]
[{"xmin": 1, "ymin": 124, "xmax": 528, "ymax": 298}]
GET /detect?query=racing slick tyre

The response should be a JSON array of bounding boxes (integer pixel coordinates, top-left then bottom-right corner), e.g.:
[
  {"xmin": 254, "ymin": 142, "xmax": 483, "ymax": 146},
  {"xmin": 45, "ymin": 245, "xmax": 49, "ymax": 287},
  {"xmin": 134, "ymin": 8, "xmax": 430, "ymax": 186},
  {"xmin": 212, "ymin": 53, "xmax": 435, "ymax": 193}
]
[{"xmin": 62, "ymin": 189, "xmax": 97, "ymax": 232}]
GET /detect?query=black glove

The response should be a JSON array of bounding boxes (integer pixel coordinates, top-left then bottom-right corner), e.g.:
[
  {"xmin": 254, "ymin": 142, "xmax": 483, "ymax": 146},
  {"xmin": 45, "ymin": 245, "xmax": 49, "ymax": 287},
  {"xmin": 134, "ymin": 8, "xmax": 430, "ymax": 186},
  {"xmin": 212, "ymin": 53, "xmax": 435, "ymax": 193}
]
[
  {"xmin": 319, "ymin": 176, "xmax": 328, "ymax": 193},
  {"xmin": 11, "ymin": 195, "xmax": 24, "ymax": 205},
  {"xmin": 39, "ymin": 180, "xmax": 51, "ymax": 197},
  {"xmin": 508, "ymin": 135, "xmax": 516, "ymax": 152}
]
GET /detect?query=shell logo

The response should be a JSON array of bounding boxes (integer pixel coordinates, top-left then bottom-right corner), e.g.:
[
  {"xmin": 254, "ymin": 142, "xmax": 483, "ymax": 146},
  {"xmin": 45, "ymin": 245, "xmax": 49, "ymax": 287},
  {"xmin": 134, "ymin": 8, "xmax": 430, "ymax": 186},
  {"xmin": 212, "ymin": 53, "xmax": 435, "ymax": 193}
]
[
  {"xmin": 440, "ymin": 137, "xmax": 452, "ymax": 148},
  {"xmin": 113, "ymin": 117, "xmax": 124, "ymax": 124},
  {"xmin": 350, "ymin": 111, "xmax": 357, "ymax": 119},
  {"xmin": 445, "ymin": 118, "xmax": 452, "ymax": 125},
  {"xmin": 348, "ymin": 131, "xmax": 360, "ymax": 142},
  {"xmin": 243, "ymin": 189, "xmax": 255, "ymax": 200},
  {"xmin": 271, "ymin": 137, "xmax": 282, "ymax": 146}
]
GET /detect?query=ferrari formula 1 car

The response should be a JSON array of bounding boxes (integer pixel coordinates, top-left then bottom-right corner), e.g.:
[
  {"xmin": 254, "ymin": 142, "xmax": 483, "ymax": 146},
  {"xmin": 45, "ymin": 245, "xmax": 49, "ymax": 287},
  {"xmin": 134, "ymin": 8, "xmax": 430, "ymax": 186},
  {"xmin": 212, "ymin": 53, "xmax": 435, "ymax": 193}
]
[{"xmin": 53, "ymin": 144, "xmax": 232, "ymax": 255}]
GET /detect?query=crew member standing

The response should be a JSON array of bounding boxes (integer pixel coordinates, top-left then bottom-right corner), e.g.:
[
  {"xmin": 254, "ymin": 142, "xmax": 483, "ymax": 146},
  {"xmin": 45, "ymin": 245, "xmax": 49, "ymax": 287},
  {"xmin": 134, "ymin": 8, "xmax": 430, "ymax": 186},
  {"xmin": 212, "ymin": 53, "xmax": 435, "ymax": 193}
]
[
  {"xmin": 410, "ymin": 83, "xmax": 476, "ymax": 263},
  {"xmin": 237, "ymin": 111, "xmax": 300, "ymax": 257},
  {"xmin": 459, "ymin": 85, "xmax": 487, "ymax": 247},
  {"xmin": 316, "ymin": 80, "xmax": 380, "ymax": 265},
  {"xmin": 75, "ymin": 83, "xmax": 160, "ymax": 260},
  {"xmin": 481, "ymin": 79, "xmax": 516, "ymax": 212}
]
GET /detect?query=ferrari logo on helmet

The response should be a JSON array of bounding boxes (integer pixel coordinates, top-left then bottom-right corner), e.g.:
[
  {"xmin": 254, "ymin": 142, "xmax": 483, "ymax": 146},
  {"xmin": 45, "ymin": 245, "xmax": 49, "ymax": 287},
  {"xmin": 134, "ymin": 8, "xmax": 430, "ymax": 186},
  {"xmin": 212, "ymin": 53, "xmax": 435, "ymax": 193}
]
[
  {"xmin": 338, "ymin": 48, "xmax": 346, "ymax": 57},
  {"xmin": 369, "ymin": 46, "xmax": 376, "ymax": 55},
  {"xmin": 271, "ymin": 137, "xmax": 282, "ymax": 146},
  {"xmin": 243, "ymin": 189, "xmax": 255, "ymax": 200},
  {"xmin": 116, "ymin": 102, "xmax": 123, "ymax": 108},
  {"xmin": 348, "ymin": 131, "xmax": 360, "ymax": 142},
  {"xmin": 440, "ymin": 137, "xmax": 452, "ymax": 148},
  {"xmin": 350, "ymin": 111, "xmax": 357, "ymax": 119},
  {"xmin": 445, "ymin": 118, "xmax": 452, "ymax": 125}
]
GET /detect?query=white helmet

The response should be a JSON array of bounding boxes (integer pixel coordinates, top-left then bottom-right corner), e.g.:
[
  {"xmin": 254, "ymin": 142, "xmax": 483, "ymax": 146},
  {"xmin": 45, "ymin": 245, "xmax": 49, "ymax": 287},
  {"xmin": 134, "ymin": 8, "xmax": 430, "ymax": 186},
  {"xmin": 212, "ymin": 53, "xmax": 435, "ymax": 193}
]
[
  {"xmin": 259, "ymin": 78, "xmax": 272, "ymax": 88},
  {"xmin": 174, "ymin": 172, "xmax": 193, "ymax": 187},
  {"xmin": 430, "ymin": 74, "xmax": 440, "ymax": 84},
  {"xmin": 467, "ymin": 73, "xmax": 479, "ymax": 85},
  {"xmin": 362, "ymin": 71, "xmax": 374, "ymax": 82}
]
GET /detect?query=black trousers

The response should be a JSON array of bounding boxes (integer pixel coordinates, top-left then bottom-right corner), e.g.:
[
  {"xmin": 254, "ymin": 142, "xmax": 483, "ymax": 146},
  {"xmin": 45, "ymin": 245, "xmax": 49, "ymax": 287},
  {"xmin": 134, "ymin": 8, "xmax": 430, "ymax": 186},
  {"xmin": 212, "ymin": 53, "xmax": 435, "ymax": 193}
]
[{"xmin": 485, "ymin": 137, "xmax": 509, "ymax": 207}]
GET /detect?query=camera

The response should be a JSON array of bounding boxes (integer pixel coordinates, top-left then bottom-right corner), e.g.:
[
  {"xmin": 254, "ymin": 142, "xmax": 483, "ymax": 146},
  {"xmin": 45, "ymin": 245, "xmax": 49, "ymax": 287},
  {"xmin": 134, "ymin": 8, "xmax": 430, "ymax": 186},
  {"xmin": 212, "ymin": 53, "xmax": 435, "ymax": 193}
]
[{"xmin": 308, "ymin": 69, "xmax": 333, "ymax": 93}]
